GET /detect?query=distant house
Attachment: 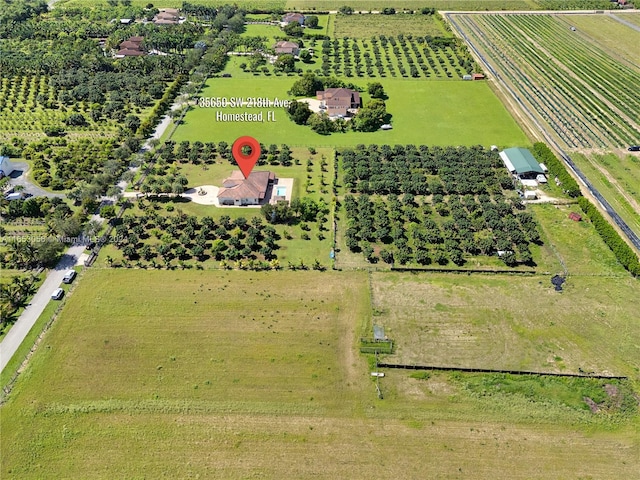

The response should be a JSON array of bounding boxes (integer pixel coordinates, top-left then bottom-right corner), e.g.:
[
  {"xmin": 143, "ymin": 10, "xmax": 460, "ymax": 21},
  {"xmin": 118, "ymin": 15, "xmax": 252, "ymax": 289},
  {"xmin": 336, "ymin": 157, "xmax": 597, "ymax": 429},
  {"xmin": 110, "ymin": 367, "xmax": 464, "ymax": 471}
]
[
  {"xmin": 0, "ymin": 156, "xmax": 15, "ymax": 177},
  {"xmin": 500, "ymin": 147, "xmax": 545, "ymax": 180},
  {"xmin": 274, "ymin": 40, "xmax": 300, "ymax": 55},
  {"xmin": 282, "ymin": 12, "xmax": 305, "ymax": 25},
  {"xmin": 115, "ymin": 49, "xmax": 145, "ymax": 57},
  {"xmin": 120, "ymin": 18, "xmax": 133, "ymax": 25},
  {"xmin": 316, "ymin": 88, "xmax": 361, "ymax": 117},
  {"xmin": 568, "ymin": 212, "xmax": 582, "ymax": 222},
  {"xmin": 153, "ymin": 8, "xmax": 179, "ymax": 25},
  {"xmin": 472, "ymin": 73, "xmax": 485, "ymax": 80},
  {"xmin": 217, "ymin": 171, "xmax": 275, "ymax": 206},
  {"xmin": 115, "ymin": 36, "xmax": 145, "ymax": 58},
  {"xmin": 119, "ymin": 40, "xmax": 142, "ymax": 50}
]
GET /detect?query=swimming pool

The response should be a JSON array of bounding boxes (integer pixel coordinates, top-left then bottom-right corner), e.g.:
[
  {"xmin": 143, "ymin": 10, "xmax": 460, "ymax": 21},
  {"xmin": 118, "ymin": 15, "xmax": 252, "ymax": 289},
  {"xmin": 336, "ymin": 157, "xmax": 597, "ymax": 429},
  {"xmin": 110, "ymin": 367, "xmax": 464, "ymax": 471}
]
[{"xmin": 276, "ymin": 186, "xmax": 286, "ymax": 196}]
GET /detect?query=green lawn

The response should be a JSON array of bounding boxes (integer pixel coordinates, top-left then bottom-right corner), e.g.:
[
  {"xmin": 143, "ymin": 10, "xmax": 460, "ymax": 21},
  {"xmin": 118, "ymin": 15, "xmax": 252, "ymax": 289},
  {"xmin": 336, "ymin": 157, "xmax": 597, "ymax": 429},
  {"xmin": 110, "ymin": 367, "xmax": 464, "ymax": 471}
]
[
  {"xmin": 2, "ymin": 268, "xmax": 639, "ymax": 479},
  {"xmin": 174, "ymin": 75, "xmax": 528, "ymax": 147}
]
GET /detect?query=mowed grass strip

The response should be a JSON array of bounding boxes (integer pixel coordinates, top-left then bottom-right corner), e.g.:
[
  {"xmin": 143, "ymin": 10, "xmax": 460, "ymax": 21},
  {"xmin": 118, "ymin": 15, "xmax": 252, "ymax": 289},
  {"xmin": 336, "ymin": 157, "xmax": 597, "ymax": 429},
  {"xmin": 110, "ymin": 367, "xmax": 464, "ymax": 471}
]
[
  {"xmin": 175, "ymin": 76, "xmax": 529, "ymax": 147},
  {"xmin": 333, "ymin": 13, "xmax": 450, "ymax": 37}
]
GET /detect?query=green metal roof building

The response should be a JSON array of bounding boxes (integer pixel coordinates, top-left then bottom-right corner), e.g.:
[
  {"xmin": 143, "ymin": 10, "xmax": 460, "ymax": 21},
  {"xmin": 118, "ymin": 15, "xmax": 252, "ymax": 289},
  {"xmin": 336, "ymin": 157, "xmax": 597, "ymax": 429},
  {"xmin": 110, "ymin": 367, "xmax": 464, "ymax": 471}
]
[{"xmin": 499, "ymin": 148, "xmax": 545, "ymax": 176}]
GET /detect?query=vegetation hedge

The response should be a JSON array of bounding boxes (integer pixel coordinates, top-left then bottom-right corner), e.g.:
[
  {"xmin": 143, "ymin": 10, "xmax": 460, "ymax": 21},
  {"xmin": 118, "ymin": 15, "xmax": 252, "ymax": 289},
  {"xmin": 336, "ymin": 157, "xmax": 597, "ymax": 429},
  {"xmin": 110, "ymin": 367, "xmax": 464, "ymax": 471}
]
[
  {"xmin": 531, "ymin": 142, "xmax": 580, "ymax": 197},
  {"xmin": 578, "ymin": 197, "xmax": 640, "ymax": 276}
]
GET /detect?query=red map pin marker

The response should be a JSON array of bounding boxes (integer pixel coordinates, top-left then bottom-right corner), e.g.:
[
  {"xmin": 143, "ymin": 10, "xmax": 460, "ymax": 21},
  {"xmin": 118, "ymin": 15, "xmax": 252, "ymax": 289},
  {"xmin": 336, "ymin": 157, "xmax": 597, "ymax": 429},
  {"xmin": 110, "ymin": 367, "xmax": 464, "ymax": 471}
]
[{"xmin": 232, "ymin": 136, "xmax": 261, "ymax": 179}]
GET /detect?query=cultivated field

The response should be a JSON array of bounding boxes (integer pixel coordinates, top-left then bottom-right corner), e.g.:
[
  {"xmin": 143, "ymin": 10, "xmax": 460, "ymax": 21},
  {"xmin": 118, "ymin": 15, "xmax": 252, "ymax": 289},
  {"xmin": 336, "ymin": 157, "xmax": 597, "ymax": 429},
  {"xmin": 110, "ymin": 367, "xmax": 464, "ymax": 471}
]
[
  {"xmin": 450, "ymin": 13, "xmax": 640, "ymax": 149},
  {"xmin": 3, "ymin": 269, "xmax": 639, "ymax": 479},
  {"xmin": 333, "ymin": 12, "xmax": 450, "ymax": 37},
  {"xmin": 175, "ymin": 75, "xmax": 528, "ymax": 147}
]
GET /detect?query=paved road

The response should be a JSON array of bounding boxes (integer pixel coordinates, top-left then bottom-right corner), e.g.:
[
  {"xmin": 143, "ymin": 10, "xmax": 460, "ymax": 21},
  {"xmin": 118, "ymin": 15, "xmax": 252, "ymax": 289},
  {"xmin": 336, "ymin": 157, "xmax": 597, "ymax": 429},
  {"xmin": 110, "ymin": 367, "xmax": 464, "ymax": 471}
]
[{"xmin": 0, "ymin": 243, "xmax": 87, "ymax": 373}]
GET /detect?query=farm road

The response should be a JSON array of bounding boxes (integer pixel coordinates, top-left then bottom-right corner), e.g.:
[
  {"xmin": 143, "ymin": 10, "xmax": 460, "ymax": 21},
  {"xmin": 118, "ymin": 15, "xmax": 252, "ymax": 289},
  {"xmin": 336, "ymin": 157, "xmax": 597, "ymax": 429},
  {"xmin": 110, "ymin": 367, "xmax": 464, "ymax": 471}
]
[
  {"xmin": 0, "ymin": 243, "xmax": 87, "ymax": 373},
  {"xmin": 609, "ymin": 13, "xmax": 640, "ymax": 33}
]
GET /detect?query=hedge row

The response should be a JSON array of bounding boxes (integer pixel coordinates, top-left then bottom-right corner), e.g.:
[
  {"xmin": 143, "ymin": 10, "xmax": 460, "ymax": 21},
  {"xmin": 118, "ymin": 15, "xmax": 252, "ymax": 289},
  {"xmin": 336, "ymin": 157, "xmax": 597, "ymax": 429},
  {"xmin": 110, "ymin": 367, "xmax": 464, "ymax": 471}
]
[
  {"xmin": 137, "ymin": 74, "xmax": 187, "ymax": 138},
  {"xmin": 578, "ymin": 197, "xmax": 640, "ymax": 276},
  {"xmin": 531, "ymin": 142, "xmax": 581, "ymax": 197}
]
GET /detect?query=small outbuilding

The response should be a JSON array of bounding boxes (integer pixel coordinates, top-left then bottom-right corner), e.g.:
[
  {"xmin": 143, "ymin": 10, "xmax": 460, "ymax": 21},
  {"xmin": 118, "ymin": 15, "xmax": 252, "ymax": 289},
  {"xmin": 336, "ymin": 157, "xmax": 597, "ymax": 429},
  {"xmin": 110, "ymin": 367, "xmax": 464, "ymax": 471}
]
[
  {"xmin": 523, "ymin": 190, "xmax": 537, "ymax": 200},
  {"xmin": 568, "ymin": 212, "xmax": 582, "ymax": 222}
]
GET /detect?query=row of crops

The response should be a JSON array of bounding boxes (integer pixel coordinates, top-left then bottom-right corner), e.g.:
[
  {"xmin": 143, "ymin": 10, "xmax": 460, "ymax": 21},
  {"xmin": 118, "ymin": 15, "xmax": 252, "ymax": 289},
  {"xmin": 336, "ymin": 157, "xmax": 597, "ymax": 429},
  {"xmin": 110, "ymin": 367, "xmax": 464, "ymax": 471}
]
[
  {"xmin": 317, "ymin": 36, "xmax": 474, "ymax": 79},
  {"xmin": 452, "ymin": 14, "xmax": 640, "ymax": 149}
]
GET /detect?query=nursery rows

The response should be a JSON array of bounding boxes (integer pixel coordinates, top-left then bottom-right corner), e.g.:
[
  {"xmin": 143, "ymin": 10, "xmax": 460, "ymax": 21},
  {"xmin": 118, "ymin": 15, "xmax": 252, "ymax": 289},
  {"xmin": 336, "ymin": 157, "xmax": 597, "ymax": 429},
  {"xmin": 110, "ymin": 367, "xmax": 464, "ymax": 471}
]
[{"xmin": 453, "ymin": 14, "xmax": 640, "ymax": 149}]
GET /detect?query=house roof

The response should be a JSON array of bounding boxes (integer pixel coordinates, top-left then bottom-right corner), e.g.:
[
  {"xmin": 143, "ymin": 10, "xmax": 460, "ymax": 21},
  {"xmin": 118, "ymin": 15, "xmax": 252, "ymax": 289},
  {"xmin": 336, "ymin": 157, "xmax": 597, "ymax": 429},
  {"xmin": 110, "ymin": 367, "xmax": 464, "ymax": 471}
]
[
  {"xmin": 316, "ymin": 88, "xmax": 361, "ymax": 109},
  {"xmin": 283, "ymin": 12, "xmax": 305, "ymax": 21},
  {"xmin": 153, "ymin": 17, "xmax": 179, "ymax": 24},
  {"xmin": 217, "ymin": 171, "xmax": 275, "ymax": 201},
  {"xmin": 500, "ymin": 148, "xmax": 545, "ymax": 175},
  {"xmin": 119, "ymin": 40, "xmax": 143, "ymax": 50},
  {"xmin": 116, "ymin": 48, "xmax": 146, "ymax": 56},
  {"xmin": 156, "ymin": 11, "xmax": 178, "ymax": 19},
  {"xmin": 275, "ymin": 41, "xmax": 299, "ymax": 49},
  {"xmin": 128, "ymin": 36, "xmax": 144, "ymax": 43}
]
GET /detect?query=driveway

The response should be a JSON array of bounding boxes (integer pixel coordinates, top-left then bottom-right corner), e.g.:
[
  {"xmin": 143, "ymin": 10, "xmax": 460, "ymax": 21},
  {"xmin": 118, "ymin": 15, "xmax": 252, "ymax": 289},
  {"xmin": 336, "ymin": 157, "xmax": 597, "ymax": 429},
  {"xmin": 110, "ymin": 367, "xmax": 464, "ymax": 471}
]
[
  {"xmin": 6, "ymin": 162, "xmax": 65, "ymax": 199},
  {"xmin": 0, "ymin": 243, "xmax": 87, "ymax": 373}
]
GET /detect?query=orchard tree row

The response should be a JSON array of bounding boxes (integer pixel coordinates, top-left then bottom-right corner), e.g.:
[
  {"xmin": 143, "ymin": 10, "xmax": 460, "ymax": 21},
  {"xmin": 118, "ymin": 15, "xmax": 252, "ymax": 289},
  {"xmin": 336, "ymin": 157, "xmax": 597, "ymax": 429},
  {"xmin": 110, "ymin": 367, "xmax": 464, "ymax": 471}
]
[
  {"xmin": 107, "ymin": 209, "xmax": 283, "ymax": 268},
  {"xmin": 341, "ymin": 144, "xmax": 513, "ymax": 195},
  {"xmin": 342, "ymin": 189, "xmax": 539, "ymax": 267}
]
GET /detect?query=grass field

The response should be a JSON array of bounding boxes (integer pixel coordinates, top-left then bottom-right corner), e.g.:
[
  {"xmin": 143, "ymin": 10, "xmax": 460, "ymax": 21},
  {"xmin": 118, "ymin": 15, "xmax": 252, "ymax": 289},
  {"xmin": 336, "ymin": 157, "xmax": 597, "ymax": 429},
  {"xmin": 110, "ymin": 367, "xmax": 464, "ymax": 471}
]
[
  {"xmin": 174, "ymin": 75, "xmax": 528, "ymax": 147},
  {"xmin": 558, "ymin": 14, "xmax": 640, "ymax": 66},
  {"xmin": 571, "ymin": 152, "xmax": 640, "ymax": 240},
  {"xmin": 333, "ymin": 12, "xmax": 450, "ymax": 37},
  {"xmin": 614, "ymin": 12, "xmax": 640, "ymax": 28},
  {"xmin": 3, "ymin": 269, "xmax": 639, "ymax": 478},
  {"xmin": 285, "ymin": 0, "xmax": 537, "ymax": 10},
  {"xmin": 371, "ymin": 271, "xmax": 640, "ymax": 375}
]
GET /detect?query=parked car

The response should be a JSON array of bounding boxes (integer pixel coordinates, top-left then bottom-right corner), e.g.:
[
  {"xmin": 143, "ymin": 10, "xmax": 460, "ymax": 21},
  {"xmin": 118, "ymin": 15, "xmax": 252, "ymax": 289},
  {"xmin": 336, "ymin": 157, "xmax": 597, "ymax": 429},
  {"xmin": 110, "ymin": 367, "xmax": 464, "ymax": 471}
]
[
  {"xmin": 628, "ymin": 145, "xmax": 640, "ymax": 152},
  {"xmin": 62, "ymin": 270, "xmax": 76, "ymax": 284},
  {"xmin": 51, "ymin": 288, "xmax": 64, "ymax": 300}
]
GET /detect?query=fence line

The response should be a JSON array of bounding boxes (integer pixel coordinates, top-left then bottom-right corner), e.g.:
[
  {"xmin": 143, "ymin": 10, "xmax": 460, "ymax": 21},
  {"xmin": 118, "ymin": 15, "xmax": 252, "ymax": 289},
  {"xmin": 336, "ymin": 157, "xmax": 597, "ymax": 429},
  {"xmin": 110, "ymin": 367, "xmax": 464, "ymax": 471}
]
[{"xmin": 377, "ymin": 363, "xmax": 627, "ymax": 380}]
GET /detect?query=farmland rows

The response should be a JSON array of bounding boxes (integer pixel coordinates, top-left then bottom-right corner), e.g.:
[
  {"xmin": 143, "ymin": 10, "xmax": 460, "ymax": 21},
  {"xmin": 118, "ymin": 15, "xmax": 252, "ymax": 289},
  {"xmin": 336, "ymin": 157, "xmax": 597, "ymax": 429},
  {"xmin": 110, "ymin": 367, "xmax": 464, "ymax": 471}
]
[
  {"xmin": 474, "ymin": 14, "xmax": 636, "ymax": 146},
  {"xmin": 453, "ymin": 15, "xmax": 590, "ymax": 147},
  {"xmin": 454, "ymin": 14, "xmax": 640, "ymax": 148},
  {"xmin": 510, "ymin": 15, "xmax": 640, "ymax": 122}
]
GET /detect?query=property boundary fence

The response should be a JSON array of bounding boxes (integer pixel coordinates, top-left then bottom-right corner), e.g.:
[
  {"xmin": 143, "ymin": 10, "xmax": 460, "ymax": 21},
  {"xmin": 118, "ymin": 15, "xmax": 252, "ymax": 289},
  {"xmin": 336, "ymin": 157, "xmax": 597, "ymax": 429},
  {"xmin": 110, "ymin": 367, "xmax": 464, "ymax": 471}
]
[{"xmin": 377, "ymin": 362, "xmax": 627, "ymax": 380}]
